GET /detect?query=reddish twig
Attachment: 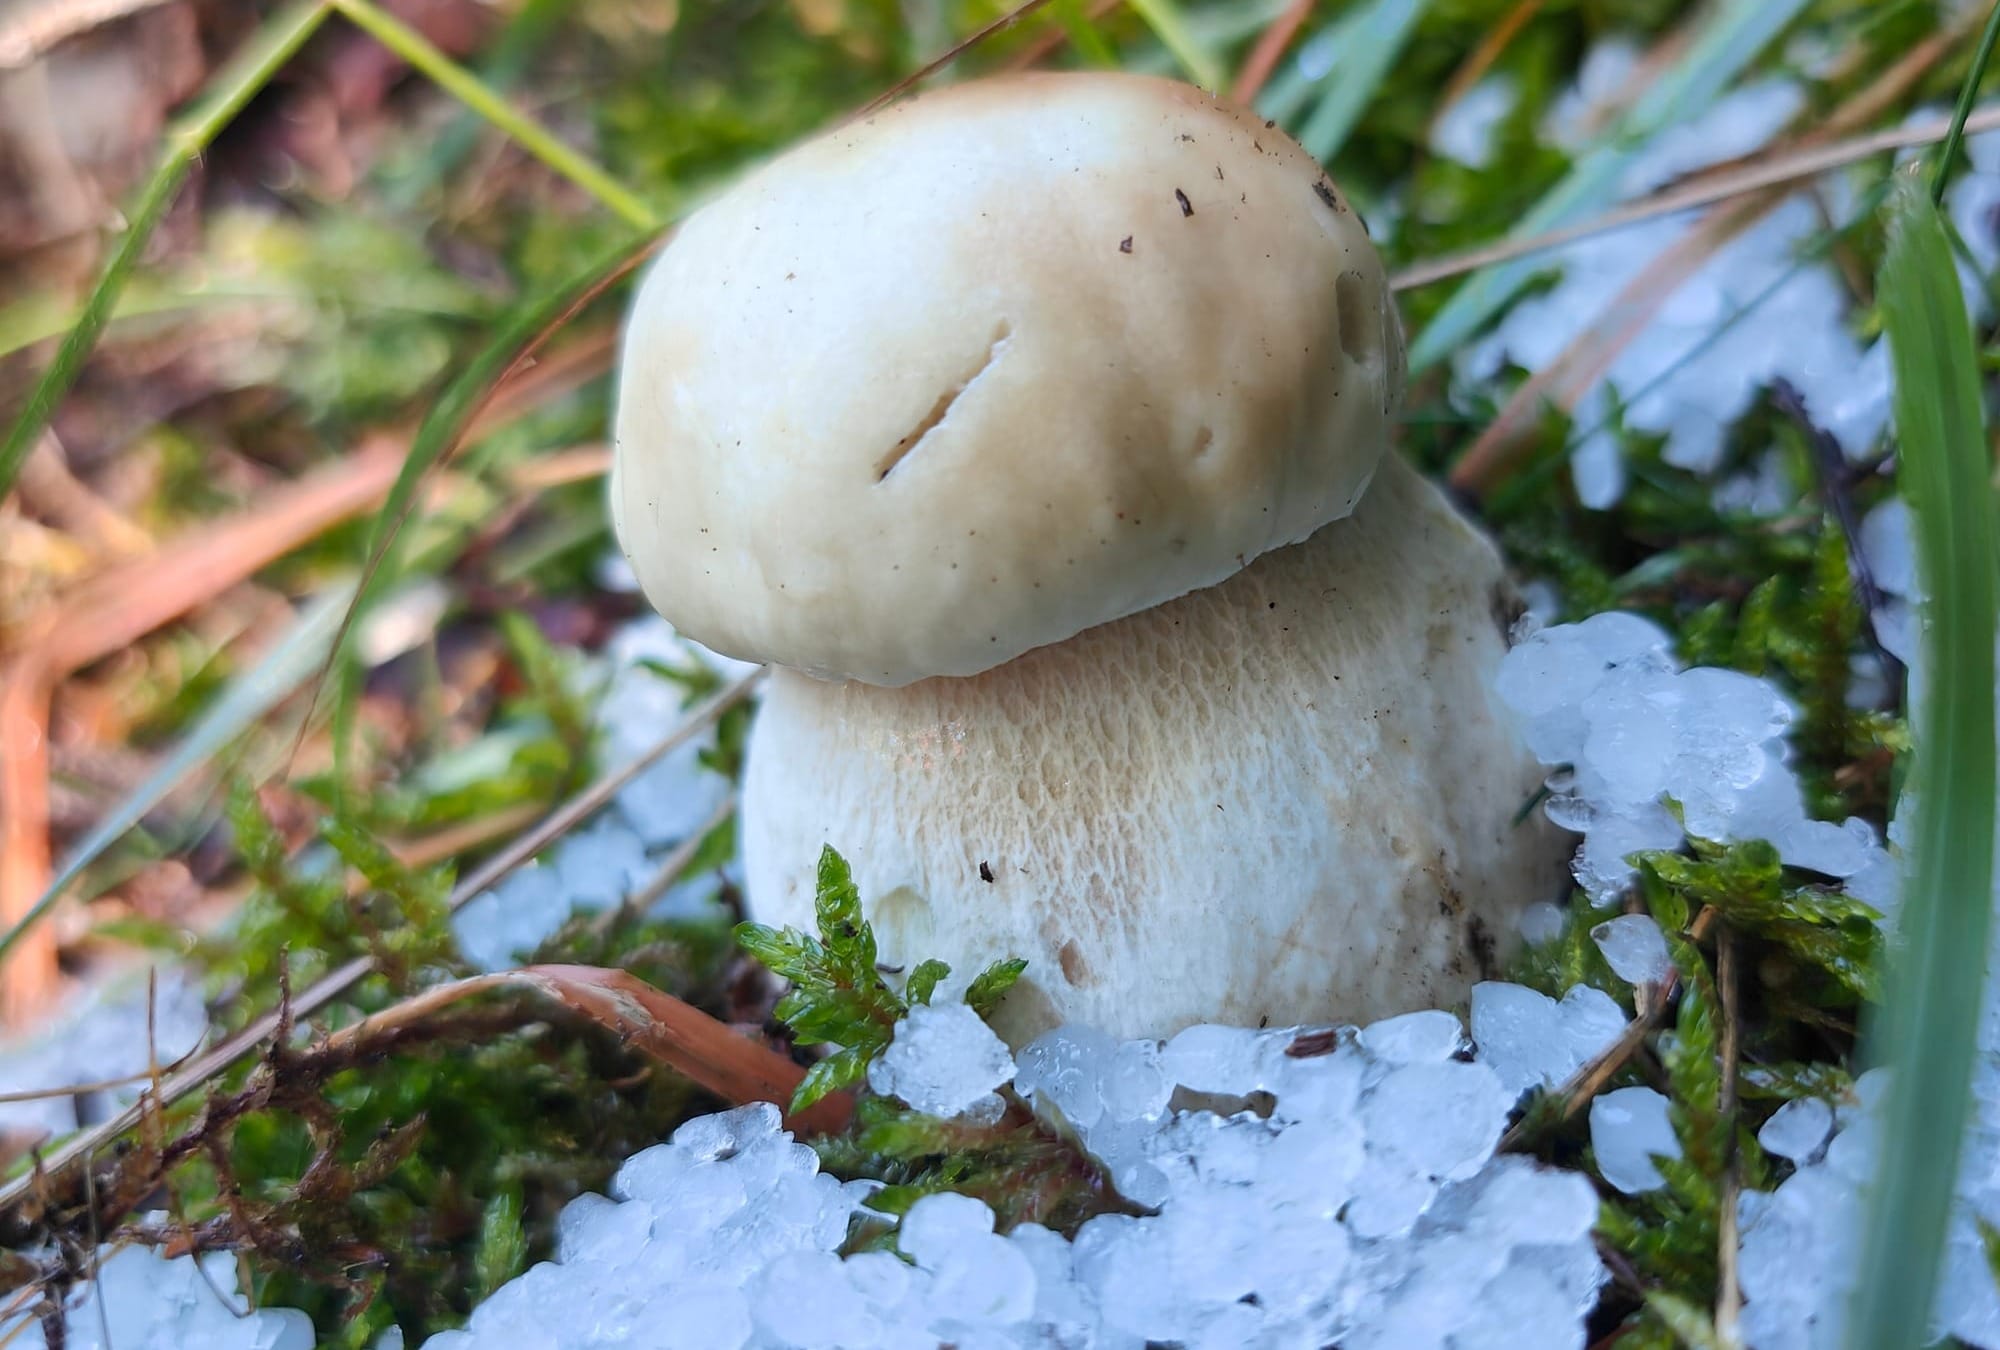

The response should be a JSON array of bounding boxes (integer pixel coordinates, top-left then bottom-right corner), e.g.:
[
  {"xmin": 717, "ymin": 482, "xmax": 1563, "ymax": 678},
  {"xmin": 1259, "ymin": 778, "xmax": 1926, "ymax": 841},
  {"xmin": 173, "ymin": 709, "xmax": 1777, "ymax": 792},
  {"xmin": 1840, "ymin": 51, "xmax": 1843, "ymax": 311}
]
[
  {"xmin": 1443, "ymin": 18, "xmax": 1971, "ymax": 497},
  {"xmin": 857, "ymin": 0, "xmax": 1056, "ymax": 118},
  {"xmin": 1228, "ymin": 0, "xmax": 1312, "ymax": 107},
  {"xmin": 1427, "ymin": 0, "xmax": 1548, "ymax": 137}
]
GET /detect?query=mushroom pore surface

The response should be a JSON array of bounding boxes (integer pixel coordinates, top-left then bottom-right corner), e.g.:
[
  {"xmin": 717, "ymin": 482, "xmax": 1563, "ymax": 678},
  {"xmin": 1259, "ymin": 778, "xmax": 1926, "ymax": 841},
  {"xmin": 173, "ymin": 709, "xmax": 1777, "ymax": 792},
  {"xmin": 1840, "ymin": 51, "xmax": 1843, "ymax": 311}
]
[
  {"xmin": 611, "ymin": 70, "xmax": 1398, "ymax": 686},
  {"xmin": 741, "ymin": 454, "xmax": 1568, "ymax": 1045}
]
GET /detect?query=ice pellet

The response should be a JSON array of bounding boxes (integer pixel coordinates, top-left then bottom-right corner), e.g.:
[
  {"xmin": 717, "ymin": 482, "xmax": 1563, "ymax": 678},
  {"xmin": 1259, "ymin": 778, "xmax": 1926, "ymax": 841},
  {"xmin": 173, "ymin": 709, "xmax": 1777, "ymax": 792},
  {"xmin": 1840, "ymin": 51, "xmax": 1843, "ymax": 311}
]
[
  {"xmin": 1591, "ymin": 914, "xmax": 1673, "ymax": 986},
  {"xmin": 1590, "ymin": 1086, "xmax": 1682, "ymax": 1194},
  {"xmin": 867, "ymin": 1002, "xmax": 1016, "ymax": 1122}
]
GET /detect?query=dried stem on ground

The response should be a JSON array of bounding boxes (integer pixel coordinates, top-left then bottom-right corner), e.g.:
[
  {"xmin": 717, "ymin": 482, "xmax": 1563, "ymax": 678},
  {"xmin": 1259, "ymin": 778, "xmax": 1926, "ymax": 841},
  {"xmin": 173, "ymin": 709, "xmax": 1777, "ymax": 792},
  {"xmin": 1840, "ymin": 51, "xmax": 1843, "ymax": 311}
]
[
  {"xmin": 1445, "ymin": 18, "xmax": 1973, "ymax": 497},
  {"xmin": 1500, "ymin": 907, "xmax": 1719, "ymax": 1153},
  {"xmin": 1428, "ymin": 0, "xmax": 1549, "ymax": 135},
  {"xmin": 858, "ymin": 0, "xmax": 1054, "ymax": 117},
  {"xmin": 1229, "ymin": 0, "xmax": 1312, "ymax": 108},
  {"xmin": 313, "ymin": 965, "xmax": 849, "ymax": 1135},
  {"xmin": 0, "ymin": 669, "xmax": 764, "ymax": 1219},
  {"xmin": 1715, "ymin": 926, "xmax": 1744, "ymax": 1346},
  {"xmin": 1395, "ymin": 106, "xmax": 2000, "ymax": 294},
  {"xmin": 0, "ymin": 0, "xmax": 178, "ymax": 69},
  {"xmin": 0, "ymin": 963, "xmax": 841, "ymax": 1302},
  {"xmin": 1772, "ymin": 376, "xmax": 1903, "ymax": 692},
  {"xmin": 0, "ymin": 438, "xmax": 406, "ymax": 1021}
]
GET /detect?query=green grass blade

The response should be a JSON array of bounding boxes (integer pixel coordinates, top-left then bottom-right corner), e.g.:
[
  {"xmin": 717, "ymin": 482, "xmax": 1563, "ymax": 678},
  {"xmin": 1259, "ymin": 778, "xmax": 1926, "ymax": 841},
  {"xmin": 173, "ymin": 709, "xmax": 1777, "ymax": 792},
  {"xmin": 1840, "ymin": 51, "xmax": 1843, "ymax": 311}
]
[
  {"xmin": 1050, "ymin": 0, "xmax": 1118, "ymax": 68},
  {"xmin": 1933, "ymin": 0, "xmax": 2000, "ymax": 204},
  {"xmin": 0, "ymin": 0, "xmax": 331, "ymax": 503},
  {"xmin": 328, "ymin": 0, "xmax": 657, "ymax": 230},
  {"xmin": 1293, "ymin": 0, "xmax": 1432, "ymax": 164},
  {"xmin": 1407, "ymin": 0, "xmax": 1811, "ymax": 373},
  {"xmin": 0, "ymin": 581, "xmax": 356, "ymax": 968},
  {"xmin": 1125, "ymin": 0, "xmax": 1225, "ymax": 90},
  {"xmin": 393, "ymin": 0, "xmax": 581, "ymax": 201},
  {"xmin": 314, "ymin": 232, "xmax": 655, "ymax": 784},
  {"xmin": 1847, "ymin": 175, "xmax": 1999, "ymax": 1350},
  {"xmin": 1254, "ymin": 10, "xmax": 1364, "ymax": 128}
]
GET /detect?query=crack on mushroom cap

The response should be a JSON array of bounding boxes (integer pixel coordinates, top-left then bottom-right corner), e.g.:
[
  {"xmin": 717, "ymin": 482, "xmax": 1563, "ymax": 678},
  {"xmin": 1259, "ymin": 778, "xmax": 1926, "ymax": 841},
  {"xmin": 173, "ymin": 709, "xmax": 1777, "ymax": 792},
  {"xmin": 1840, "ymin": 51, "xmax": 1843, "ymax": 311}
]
[{"xmin": 875, "ymin": 321, "xmax": 1013, "ymax": 483}]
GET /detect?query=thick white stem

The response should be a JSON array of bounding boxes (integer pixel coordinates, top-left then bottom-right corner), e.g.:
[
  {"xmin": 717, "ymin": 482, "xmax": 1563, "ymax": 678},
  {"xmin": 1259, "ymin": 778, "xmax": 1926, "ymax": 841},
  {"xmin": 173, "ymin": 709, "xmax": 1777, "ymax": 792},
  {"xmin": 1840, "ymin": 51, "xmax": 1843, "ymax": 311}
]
[{"xmin": 742, "ymin": 456, "xmax": 1568, "ymax": 1044}]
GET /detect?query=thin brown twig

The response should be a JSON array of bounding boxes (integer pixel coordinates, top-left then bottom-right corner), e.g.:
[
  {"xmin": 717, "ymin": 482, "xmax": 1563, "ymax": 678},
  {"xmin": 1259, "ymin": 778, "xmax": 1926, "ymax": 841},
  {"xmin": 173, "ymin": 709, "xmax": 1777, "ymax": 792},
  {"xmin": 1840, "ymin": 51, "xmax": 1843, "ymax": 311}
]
[
  {"xmin": 0, "ymin": 440, "xmax": 406, "ymax": 1022},
  {"xmin": 1442, "ymin": 27, "xmax": 1973, "ymax": 497},
  {"xmin": 1426, "ymin": 0, "xmax": 1548, "ymax": 139},
  {"xmin": 502, "ymin": 443, "xmax": 611, "ymax": 492},
  {"xmin": 1716, "ymin": 926, "xmax": 1744, "ymax": 1347},
  {"xmin": 0, "ymin": 0, "xmax": 175, "ymax": 68},
  {"xmin": 1004, "ymin": 0, "xmax": 1118, "ymax": 71},
  {"xmin": 0, "ymin": 1071, "xmax": 175, "ymax": 1105},
  {"xmin": 1771, "ymin": 377, "xmax": 1903, "ymax": 693},
  {"xmin": 14, "ymin": 957, "xmax": 843, "ymax": 1252},
  {"xmin": 1390, "ymin": 104, "xmax": 2000, "ymax": 295},
  {"xmin": 1501, "ymin": 907, "xmax": 1718, "ymax": 1151},
  {"xmin": 0, "ymin": 666, "xmax": 764, "ymax": 1219},
  {"xmin": 857, "ymin": 0, "xmax": 1056, "ymax": 118},
  {"xmin": 605, "ymin": 793, "xmax": 738, "ymax": 927},
  {"xmin": 1228, "ymin": 0, "xmax": 1312, "ymax": 108},
  {"xmin": 314, "ymin": 964, "xmax": 850, "ymax": 1134}
]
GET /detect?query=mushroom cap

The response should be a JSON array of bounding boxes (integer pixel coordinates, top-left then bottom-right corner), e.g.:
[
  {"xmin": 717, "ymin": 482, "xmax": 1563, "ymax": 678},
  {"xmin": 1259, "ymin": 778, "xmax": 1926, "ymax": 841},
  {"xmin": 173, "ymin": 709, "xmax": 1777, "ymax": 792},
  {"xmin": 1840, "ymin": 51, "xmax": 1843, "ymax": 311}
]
[
  {"xmin": 612, "ymin": 71, "xmax": 1402, "ymax": 687},
  {"xmin": 739, "ymin": 454, "xmax": 1568, "ymax": 1044}
]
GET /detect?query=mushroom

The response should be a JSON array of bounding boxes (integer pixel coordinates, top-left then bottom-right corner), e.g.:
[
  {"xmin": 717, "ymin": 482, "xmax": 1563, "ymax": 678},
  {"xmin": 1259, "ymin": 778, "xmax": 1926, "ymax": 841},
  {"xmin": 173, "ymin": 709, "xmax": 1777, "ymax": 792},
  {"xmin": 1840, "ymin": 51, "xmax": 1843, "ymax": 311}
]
[{"xmin": 611, "ymin": 71, "xmax": 1567, "ymax": 1043}]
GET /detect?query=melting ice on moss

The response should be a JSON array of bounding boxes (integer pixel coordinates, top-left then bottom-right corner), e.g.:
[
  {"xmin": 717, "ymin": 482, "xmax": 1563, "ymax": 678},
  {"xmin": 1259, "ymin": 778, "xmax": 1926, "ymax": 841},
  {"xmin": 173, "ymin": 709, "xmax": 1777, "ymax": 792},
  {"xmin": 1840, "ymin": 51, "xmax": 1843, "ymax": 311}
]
[{"xmin": 867, "ymin": 1000, "xmax": 1016, "ymax": 1123}]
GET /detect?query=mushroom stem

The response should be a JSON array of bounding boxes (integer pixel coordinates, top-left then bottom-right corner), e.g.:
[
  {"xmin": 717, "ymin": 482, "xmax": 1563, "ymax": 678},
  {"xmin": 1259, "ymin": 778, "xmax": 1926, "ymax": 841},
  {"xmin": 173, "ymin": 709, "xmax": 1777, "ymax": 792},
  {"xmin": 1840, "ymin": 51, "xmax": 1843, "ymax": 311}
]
[{"xmin": 741, "ymin": 455, "xmax": 1568, "ymax": 1044}]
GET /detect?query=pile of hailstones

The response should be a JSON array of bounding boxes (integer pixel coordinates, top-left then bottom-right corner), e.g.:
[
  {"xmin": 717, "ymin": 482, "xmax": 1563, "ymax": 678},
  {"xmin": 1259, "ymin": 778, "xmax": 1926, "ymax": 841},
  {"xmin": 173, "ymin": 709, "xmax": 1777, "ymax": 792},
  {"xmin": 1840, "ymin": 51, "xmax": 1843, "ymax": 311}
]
[{"xmin": 21, "ymin": 600, "xmax": 2000, "ymax": 1348}]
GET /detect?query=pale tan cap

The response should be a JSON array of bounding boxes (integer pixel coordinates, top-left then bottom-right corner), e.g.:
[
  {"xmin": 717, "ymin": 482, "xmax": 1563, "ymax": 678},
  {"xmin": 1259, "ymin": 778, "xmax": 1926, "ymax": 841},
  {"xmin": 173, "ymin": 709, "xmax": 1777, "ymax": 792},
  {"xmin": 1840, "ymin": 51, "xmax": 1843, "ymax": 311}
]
[{"xmin": 611, "ymin": 70, "xmax": 1405, "ymax": 686}]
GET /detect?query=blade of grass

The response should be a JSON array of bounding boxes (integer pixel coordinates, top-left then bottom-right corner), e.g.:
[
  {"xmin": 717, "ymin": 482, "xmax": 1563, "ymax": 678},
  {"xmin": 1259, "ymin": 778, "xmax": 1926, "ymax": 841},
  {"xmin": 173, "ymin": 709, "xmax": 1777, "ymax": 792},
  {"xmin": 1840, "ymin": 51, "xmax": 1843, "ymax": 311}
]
[
  {"xmin": 1427, "ymin": 0, "xmax": 1546, "ymax": 132},
  {"xmin": 327, "ymin": 0, "xmax": 656, "ymax": 230},
  {"xmin": 1847, "ymin": 173, "xmax": 1999, "ymax": 1350},
  {"xmin": 1407, "ymin": 0, "xmax": 1812, "ymax": 372},
  {"xmin": 1126, "ymin": 0, "xmax": 1225, "ymax": 90},
  {"xmin": 1228, "ymin": 0, "xmax": 1311, "ymax": 106},
  {"xmin": 1293, "ymin": 0, "xmax": 1432, "ymax": 164},
  {"xmin": 393, "ymin": 0, "xmax": 581, "ymax": 204},
  {"xmin": 1933, "ymin": 0, "xmax": 2000, "ymax": 203},
  {"xmin": 0, "ymin": 0, "xmax": 331, "ymax": 503},
  {"xmin": 1050, "ymin": 0, "xmax": 1117, "ymax": 67},
  {"xmin": 0, "ymin": 582, "xmax": 356, "ymax": 966},
  {"xmin": 307, "ymin": 231, "xmax": 660, "ymax": 794},
  {"xmin": 858, "ymin": 0, "xmax": 1057, "ymax": 116},
  {"xmin": 1254, "ymin": 10, "xmax": 1365, "ymax": 128}
]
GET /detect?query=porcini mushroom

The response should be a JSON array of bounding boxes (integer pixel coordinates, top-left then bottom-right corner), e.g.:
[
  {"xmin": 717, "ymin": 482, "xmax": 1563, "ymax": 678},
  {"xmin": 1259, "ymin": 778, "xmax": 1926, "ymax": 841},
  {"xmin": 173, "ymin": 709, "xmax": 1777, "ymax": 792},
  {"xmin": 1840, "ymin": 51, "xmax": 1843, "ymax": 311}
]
[{"xmin": 611, "ymin": 71, "xmax": 1567, "ymax": 1043}]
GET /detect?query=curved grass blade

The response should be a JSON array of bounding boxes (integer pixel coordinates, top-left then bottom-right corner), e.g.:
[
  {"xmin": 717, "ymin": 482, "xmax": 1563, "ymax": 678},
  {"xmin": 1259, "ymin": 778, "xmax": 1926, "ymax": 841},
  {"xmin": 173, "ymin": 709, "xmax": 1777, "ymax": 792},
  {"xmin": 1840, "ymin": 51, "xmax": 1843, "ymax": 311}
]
[
  {"xmin": 1125, "ymin": 0, "xmax": 1224, "ymax": 90},
  {"xmin": 1253, "ymin": 9, "xmax": 1362, "ymax": 128},
  {"xmin": 1407, "ymin": 0, "xmax": 1811, "ymax": 373},
  {"xmin": 1292, "ymin": 0, "xmax": 1431, "ymax": 164},
  {"xmin": 328, "ymin": 0, "xmax": 656, "ymax": 230},
  {"xmin": 305, "ymin": 231, "xmax": 661, "ymax": 786},
  {"xmin": 1050, "ymin": 0, "xmax": 1116, "ymax": 68},
  {"xmin": 0, "ymin": 0, "xmax": 330, "ymax": 502},
  {"xmin": 1847, "ymin": 174, "xmax": 1999, "ymax": 1350},
  {"xmin": 0, "ymin": 582, "xmax": 356, "ymax": 970},
  {"xmin": 393, "ymin": 0, "xmax": 579, "ymax": 200},
  {"xmin": 1933, "ymin": 0, "xmax": 2000, "ymax": 204}
]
